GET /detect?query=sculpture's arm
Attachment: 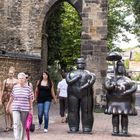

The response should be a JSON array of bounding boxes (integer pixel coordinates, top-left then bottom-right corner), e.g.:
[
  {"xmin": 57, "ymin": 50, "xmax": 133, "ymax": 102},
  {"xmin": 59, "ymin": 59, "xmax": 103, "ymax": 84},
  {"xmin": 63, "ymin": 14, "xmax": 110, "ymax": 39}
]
[
  {"xmin": 123, "ymin": 82, "xmax": 137, "ymax": 96},
  {"xmin": 81, "ymin": 82, "xmax": 89, "ymax": 89},
  {"xmin": 104, "ymin": 78, "xmax": 116, "ymax": 91},
  {"xmin": 66, "ymin": 73, "xmax": 81, "ymax": 85},
  {"xmin": 88, "ymin": 73, "xmax": 96, "ymax": 85},
  {"xmin": 81, "ymin": 73, "xmax": 96, "ymax": 89}
]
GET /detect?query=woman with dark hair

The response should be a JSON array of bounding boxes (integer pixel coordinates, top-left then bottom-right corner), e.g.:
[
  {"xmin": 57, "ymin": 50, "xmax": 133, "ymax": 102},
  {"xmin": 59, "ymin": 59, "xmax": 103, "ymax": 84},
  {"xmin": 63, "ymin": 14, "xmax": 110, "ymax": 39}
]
[
  {"xmin": 57, "ymin": 71, "xmax": 68, "ymax": 123},
  {"xmin": 35, "ymin": 71, "xmax": 57, "ymax": 133}
]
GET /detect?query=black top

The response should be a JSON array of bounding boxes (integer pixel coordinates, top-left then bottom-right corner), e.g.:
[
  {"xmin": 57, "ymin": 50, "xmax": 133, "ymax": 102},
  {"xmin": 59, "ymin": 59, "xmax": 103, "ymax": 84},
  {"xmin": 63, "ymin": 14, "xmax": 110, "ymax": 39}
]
[{"xmin": 37, "ymin": 85, "xmax": 52, "ymax": 103}]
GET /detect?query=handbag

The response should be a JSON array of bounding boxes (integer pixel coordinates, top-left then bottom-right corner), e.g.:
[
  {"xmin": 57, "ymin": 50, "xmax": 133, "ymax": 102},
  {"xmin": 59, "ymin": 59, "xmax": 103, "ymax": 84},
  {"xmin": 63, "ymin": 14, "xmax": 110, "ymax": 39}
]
[
  {"xmin": 25, "ymin": 113, "xmax": 35, "ymax": 140},
  {"xmin": 26, "ymin": 113, "xmax": 32, "ymax": 131},
  {"xmin": 30, "ymin": 123, "xmax": 35, "ymax": 132}
]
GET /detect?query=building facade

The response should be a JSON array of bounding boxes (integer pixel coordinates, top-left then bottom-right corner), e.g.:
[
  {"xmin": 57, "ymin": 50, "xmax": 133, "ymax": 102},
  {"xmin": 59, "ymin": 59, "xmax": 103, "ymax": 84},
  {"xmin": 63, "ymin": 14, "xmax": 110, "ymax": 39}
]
[{"xmin": 0, "ymin": 0, "xmax": 108, "ymax": 106}]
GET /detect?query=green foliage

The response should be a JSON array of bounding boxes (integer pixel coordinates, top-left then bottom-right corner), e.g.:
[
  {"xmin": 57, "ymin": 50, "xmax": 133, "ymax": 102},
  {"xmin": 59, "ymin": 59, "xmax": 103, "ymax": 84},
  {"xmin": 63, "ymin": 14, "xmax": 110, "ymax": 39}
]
[
  {"xmin": 46, "ymin": 2, "xmax": 81, "ymax": 69},
  {"xmin": 46, "ymin": 4, "xmax": 63, "ymax": 66},
  {"xmin": 132, "ymin": 0, "xmax": 140, "ymax": 41},
  {"xmin": 94, "ymin": 108, "xmax": 105, "ymax": 113},
  {"xmin": 132, "ymin": 73, "xmax": 140, "ymax": 81},
  {"xmin": 107, "ymin": 0, "xmax": 133, "ymax": 50},
  {"xmin": 59, "ymin": 2, "xmax": 81, "ymax": 69},
  {"xmin": 124, "ymin": 59, "xmax": 129, "ymax": 69},
  {"xmin": 134, "ymin": 52, "xmax": 140, "ymax": 61},
  {"xmin": 48, "ymin": 64, "xmax": 62, "ymax": 91},
  {"xmin": 107, "ymin": 0, "xmax": 140, "ymax": 50}
]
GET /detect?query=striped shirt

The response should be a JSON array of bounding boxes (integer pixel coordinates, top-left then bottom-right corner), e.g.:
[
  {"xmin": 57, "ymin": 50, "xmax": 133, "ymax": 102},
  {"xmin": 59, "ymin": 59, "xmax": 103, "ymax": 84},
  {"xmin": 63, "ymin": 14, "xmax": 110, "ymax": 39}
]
[{"xmin": 11, "ymin": 84, "xmax": 33, "ymax": 112}]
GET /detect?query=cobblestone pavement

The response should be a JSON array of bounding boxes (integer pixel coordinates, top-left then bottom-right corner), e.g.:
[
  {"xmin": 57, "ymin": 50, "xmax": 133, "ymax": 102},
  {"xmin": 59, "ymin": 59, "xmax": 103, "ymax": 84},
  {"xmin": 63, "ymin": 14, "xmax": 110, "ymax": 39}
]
[{"xmin": 0, "ymin": 103, "xmax": 140, "ymax": 140}]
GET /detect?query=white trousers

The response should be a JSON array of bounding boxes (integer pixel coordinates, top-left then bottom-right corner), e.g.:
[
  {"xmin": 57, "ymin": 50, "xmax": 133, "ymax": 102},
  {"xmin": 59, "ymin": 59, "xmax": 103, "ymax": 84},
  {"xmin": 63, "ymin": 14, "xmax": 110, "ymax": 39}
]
[{"xmin": 12, "ymin": 111, "xmax": 28, "ymax": 140}]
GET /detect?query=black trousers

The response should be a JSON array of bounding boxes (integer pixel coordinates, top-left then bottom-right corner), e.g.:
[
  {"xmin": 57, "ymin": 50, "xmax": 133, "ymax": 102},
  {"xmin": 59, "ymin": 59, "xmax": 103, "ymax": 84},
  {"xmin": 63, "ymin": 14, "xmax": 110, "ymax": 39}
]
[{"xmin": 59, "ymin": 97, "xmax": 67, "ymax": 117}]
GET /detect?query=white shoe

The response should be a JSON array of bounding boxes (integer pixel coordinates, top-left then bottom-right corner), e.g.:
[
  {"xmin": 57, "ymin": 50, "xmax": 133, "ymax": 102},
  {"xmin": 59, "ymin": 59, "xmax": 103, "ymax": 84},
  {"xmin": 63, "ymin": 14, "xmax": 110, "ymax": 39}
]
[{"xmin": 44, "ymin": 129, "xmax": 48, "ymax": 133}]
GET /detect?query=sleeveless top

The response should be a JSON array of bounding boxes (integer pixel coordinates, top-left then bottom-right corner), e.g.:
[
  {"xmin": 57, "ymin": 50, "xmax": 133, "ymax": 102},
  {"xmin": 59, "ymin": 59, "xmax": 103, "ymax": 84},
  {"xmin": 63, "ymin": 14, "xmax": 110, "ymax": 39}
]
[
  {"xmin": 37, "ymin": 85, "xmax": 52, "ymax": 103},
  {"xmin": 2, "ymin": 79, "xmax": 16, "ymax": 104}
]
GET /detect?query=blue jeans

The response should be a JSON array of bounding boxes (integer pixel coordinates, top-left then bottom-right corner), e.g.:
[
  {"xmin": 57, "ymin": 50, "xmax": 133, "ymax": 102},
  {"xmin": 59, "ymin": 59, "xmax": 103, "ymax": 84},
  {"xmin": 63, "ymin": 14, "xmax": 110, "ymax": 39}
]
[{"xmin": 37, "ymin": 101, "xmax": 51, "ymax": 129}]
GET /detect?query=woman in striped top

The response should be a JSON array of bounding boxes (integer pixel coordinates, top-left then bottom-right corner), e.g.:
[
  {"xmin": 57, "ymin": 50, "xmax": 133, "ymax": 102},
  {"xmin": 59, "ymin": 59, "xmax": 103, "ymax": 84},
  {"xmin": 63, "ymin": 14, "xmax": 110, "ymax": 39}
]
[{"xmin": 6, "ymin": 72, "xmax": 33, "ymax": 140}]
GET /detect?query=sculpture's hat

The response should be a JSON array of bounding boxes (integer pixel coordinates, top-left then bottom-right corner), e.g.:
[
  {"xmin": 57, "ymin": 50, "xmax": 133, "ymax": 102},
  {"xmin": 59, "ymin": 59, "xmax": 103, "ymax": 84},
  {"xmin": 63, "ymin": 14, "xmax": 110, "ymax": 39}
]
[
  {"xmin": 106, "ymin": 51, "xmax": 122, "ymax": 61},
  {"xmin": 76, "ymin": 57, "xmax": 85, "ymax": 64}
]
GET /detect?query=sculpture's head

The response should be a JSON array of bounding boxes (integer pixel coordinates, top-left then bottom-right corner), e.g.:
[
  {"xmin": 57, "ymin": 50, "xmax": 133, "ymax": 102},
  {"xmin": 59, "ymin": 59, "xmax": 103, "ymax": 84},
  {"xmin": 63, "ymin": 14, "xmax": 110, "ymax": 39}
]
[
  {"xmin": 76, "ymin": 57, "xmax": 86, "ymax": 69},
  {"xmin": 116, "ymin": 60, "xmax": 126, "ymax": 76}
]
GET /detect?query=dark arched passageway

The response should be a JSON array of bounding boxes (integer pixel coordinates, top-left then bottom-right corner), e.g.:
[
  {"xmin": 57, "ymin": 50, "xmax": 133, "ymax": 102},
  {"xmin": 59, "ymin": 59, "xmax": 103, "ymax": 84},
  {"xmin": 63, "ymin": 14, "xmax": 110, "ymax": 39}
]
[{"xmin": 41, "ymin": 0, "xmax": 82, "ymax": 71}]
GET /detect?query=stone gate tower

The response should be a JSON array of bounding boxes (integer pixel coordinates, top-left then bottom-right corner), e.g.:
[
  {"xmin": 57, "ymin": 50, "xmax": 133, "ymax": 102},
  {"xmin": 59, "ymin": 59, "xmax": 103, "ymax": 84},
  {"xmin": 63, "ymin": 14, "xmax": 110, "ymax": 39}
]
[{"xmin": 0, "ymin": 0, "xmax": 107, "ymax": 106}]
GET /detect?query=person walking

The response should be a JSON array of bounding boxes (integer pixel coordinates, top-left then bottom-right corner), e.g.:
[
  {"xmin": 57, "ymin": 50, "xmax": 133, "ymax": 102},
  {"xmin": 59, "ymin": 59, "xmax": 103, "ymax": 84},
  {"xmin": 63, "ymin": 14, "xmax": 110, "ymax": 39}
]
[
  {"xmin": 25, "ymin": 72, "xmax": 33, "ymax": 88},
  {"xmin": 6, "ymin": 72, "xmax": 33, "ymax": 140},
  {"xmin": 35, "ymin": 71, "xmax": 57, "ymax": 133},
  {"xmin": 1, "ymin": 66, "xmax": 17, "ymax": 132},
  {"xmin": 25, "ymin": 72, "xmax": 34, "ymax": 101},
  {"xmin": 57, "ymin": 71, "xmax": 68, "ymax": 123}
]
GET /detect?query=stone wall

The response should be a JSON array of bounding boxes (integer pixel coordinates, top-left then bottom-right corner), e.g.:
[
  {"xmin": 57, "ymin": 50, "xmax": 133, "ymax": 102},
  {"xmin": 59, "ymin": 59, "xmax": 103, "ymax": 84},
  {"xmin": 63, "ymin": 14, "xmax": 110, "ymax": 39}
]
[
  {"xmin": 0, "ymin": 53, "xmax": 41, "ymax": 89},
  {"xmin": 81, "ymin": 0, "xmax": 108, "ymax": 107}
]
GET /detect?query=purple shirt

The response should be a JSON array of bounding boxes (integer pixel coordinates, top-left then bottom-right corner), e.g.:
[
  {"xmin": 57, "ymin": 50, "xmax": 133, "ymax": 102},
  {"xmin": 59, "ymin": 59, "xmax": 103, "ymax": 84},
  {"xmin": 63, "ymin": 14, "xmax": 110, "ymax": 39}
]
[{"xmin": 11, "ymin": 84, "xmax": 33, "ymax": 112}]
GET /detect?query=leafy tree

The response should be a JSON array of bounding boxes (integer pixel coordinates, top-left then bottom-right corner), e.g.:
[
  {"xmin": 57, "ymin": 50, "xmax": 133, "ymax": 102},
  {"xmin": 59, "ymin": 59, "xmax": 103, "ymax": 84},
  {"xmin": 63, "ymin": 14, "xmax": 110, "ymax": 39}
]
[
  {"xmin": 134, "ymin": 52, "xmax": 140, "ymax": 61},
  {"xmin": 46, "ymin": 2, "xmax": 81, "ymax": 70},
  {"xmin": 107, "ymin": 0, "xmax": 133, "ymax": 50},
  {"xmin": 132, "ymin": 0, "xmax": 140, "ymax": 41},
  {"xmin": 46, "ymin": 3, "xmax": 63, "ymax": 66},
  {"xmin": 59, "ymin": 2, "xmax": 81, "ymax": 69}
]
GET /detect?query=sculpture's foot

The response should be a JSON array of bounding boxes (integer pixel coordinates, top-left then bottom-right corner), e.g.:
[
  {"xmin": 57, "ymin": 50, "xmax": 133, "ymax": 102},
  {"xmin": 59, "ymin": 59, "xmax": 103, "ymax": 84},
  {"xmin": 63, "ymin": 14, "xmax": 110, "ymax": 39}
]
[
  {"xmin": 119, "ymin": 128, "xmax": 130, "ymax": 137},
  {"xmin": 68, "ymin": 127, "xmax": 79, "ymax": 133},
  {"xmin": 83, "ymin": 128, "xmax": 92, "ymax": 134},
  {"xmin": 112, "ymin": 126, "xmax": 119, "ymax": 136}
]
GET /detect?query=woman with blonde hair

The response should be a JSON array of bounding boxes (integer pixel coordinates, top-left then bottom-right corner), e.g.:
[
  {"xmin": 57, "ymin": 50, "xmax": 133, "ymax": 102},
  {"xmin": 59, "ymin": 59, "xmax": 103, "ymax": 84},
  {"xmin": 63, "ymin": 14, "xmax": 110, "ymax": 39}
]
[{"xmin": 1, "ymin": 66, "xmax": 18, "ymax": 132}]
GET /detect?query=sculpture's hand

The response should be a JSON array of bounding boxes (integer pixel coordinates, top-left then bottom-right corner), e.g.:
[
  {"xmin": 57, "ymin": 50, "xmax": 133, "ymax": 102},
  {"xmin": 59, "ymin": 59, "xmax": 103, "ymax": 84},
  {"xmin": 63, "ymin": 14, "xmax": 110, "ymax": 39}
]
[
  {"xmin": 122, "ymin": 83, "xmax": 137, "ymax": 96},
  {"xmin": 117, "ymin": 84, "xmax": 125, "ymax": 91},
  {"xmin": 80, "ymin": 78, "xmax": 93, "ymax": 90},
  {"xmin": 77, "ymin": 74, "xmax": 82, "ymax": 79},
  {"xmin": 108, "ymin": 81, "xmax": 116, "ymax": 88},
  {"xmin": 88, "ymin": 73, "xmax": 96, "ymax": 85},
  {"xmin": 66, "ymin": 73, "xmax": 82, "ymax": 85}
]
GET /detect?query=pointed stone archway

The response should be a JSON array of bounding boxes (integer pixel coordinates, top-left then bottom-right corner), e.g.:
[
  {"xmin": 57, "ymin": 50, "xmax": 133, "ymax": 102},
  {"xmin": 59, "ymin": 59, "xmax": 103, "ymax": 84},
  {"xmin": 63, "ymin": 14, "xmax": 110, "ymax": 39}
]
[
  {"xmin": 34, "ymin": 0, "xmax": 108, "ymax": 106},
  {"xmin": 36, "ymin": 0, "xmax": 83, "ymax": 71}
]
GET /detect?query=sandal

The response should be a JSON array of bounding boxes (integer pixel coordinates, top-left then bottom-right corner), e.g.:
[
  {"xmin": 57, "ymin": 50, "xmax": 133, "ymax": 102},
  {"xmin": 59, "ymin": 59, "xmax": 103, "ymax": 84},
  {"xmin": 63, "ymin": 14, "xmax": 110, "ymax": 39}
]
[
  {"xmin": 4, "ymin": 128, "xmax": 10, "ymax": 132},
  {"xmin": 9, "ymin": 127, "xmax": 13, "ymax": 131}
]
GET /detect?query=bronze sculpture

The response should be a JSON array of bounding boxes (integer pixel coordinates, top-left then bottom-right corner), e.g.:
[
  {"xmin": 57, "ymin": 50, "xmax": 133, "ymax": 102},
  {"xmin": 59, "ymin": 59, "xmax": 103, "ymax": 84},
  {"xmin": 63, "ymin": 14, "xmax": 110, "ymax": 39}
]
[
  {"xmin": 104, "ymin": 52, "xmax": 137, "ymax": 136},
  {"xmin": 66, "ymin": 57, "xmax": 96, "ymax": 133}
]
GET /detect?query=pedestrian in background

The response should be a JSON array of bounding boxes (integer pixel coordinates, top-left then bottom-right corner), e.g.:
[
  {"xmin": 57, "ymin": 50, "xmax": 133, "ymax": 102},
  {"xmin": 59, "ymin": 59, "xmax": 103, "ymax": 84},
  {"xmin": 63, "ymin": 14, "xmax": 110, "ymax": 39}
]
[
  {"xmin": 1, "ymin": 66, "xmax": 17, "ymax": 132},
  {"xmin": 25, "ymin": 72, "xmax": 33, "ymax": 88},
  {"xmin": 57, "ymin": 71, "xmax": 68, "ymax": 123},
  {"xmin": 25, "ymin": 72, "xmax": 34, "ymax": 101},
  {"xmin": 6, "ymin": 72, "xmax": 33, "ymax": 140},
  {"xmin": 35, "ymin": 71, "xmax": 57, "ymax": 133}
]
